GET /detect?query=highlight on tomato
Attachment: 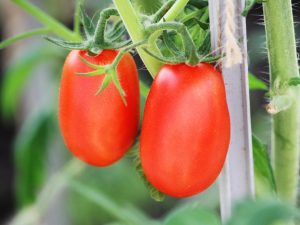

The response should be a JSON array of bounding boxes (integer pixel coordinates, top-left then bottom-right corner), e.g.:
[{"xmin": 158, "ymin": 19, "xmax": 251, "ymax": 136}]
[{"xmin": 140, "ymin": 63, "xmax": 230, "ymax": 197}]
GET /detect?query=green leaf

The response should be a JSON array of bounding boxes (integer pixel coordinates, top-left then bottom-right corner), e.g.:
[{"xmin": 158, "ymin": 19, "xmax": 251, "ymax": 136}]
[
  {"xmin": 252, "ymin": 135, "xmax": 276, "ymax": 197},
  {"xmin": 248, "ymin": 73, "xmax": 268, "ymax": 90},
  {"xmin": 14, "ymin": 110, "xmax": 54, "ymax": 207},
  {"xmin": 226, "ymin": 198, "xmax": 300, "ymax": 225},
  {"xmin": 287, "ymin": 77, "xmax": 300, "ymax": 86},
  {"xmin": 163, "ymin": 205, "xmax": 221, "ymax": 225}
]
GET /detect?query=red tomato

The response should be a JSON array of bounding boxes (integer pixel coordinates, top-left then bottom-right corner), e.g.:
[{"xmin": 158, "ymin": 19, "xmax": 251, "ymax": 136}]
[
  {"xmin": 59, "ymin": 50, "xmax": 139, "ymax": 166},
  {"xmin": 140, "ymin": 63, "xmax": 230, "ymax": 197}
]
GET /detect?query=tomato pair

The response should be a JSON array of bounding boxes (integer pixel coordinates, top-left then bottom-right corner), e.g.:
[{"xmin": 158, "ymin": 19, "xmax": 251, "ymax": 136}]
[{"xmin": 59, "ymin": 49, "xmax": 230, "ymax": 197}]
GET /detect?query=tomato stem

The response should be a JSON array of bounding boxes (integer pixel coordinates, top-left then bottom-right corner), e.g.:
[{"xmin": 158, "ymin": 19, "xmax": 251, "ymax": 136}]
[
  {"xmin": 146, "ymin": 22, "xmax": 199, "ymax": 65},
  {"xmin": 93, "ymin": 8, "xmax": 119, "ymax": 47},
  {"xmin": 113, "ymin": 0, "xmax": 190, "ymax": 78},
  {"xmin": 113, "ymin": 0, "xmax": 162, "ymax": 77},
  {"xmin": 74, "ymin": 0, "xmax": 83, "ymax": 35},
  {"xmin": 263, "ymin": 0, "xmax": 300, "ymax": 205},
  {"xmin": 12, "ymin": 0, "xmax": 81, "ymax": 41}
]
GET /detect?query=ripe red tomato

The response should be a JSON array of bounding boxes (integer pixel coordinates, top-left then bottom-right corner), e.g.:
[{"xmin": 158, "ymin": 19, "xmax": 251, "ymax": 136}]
[
  {"xmin": 140, "ymin": 63, "xmax": 230, "ymax": 197},
  {"xmin": 59, "ymin": 50, "xmax": 140, "ymax": 166}
]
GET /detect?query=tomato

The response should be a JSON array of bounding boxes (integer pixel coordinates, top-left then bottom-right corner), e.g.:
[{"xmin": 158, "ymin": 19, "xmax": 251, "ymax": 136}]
[
  {"xmin": 140, "ymin": 63, "xmax": 230, "ymax": 197},
  {"xmin": 59, "ymin": 50, "xmax": 139, "ymax": 166}
]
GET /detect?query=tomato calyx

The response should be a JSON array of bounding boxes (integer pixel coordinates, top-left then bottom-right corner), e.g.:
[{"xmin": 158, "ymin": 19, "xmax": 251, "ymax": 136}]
[
  {"xmin": 78, "ymin": 40, "xmax": 146, "ymax": 104},
  {"xmin": 45, "ymin": 7, "xmax": 130, "ymax": 55},
  {"xmin": 137, "ymin": 1, "xmax": 221, "ymax": 67}
]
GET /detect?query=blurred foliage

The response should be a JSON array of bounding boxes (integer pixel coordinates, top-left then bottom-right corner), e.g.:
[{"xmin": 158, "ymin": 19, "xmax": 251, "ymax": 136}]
[
  {"xmin": 226, "ymin": 198, "xmax": 300, "ymax": 225},
  {"xmin": 252, "ymin": 135, "xmax": 276, "ymax": 198},
  {"xmin": 14, "ymin": 109, "xmax": 54, "ymax": 208},
  {"xmin": 1, "ymin": 45, "xmax": 65, "ymax": 119},
  {"xmin": 163, "ymin": 205, "xmax": 220, "ymax": 225}
]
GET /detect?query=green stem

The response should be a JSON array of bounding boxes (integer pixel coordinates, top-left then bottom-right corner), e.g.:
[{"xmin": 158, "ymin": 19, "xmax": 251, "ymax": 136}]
[
  {"xmin": 263, "ymin": 0, "xmax": 300, "ymax": 205},
  {"xmin": 110, "ymin": 40, "xmax": 147, "ymax": 68},
  {"xmin": 94, "ymin": 8, "xmax": 119, "ymax": 46},
  {"xmin": 0, "ymin": 27, "xmax": 50, "ymax": 49},
  {"xmin": 146, "ymin": 22, "xmax": 199, "ymax": 65},
  {"xmin": 113, "ymin": 0, "xmax": 162, "ymax": 77},
  {"xmin": 113, "ymin": 0, "xmax": 189, "ymax": 77},
  {"xmin": 161, "ymin": 0, "xmax": 189, "ymax": 22},
  {"xmin": 74, "ymin": 0, "xmax": 83, "ymax": 35},
  {"xmin": 12, "ymin": 0, "xmax": 80, "ymax": 41}
]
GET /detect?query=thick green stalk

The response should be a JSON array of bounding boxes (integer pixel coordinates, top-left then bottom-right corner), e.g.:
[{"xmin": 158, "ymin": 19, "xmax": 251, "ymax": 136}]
[
  {"xmin": 12, "ymin": 0, "xmax": 80, "ymax": 41},
  {"xmin": 263, "ymin": 0, "xmax": 300, "ymax": 205},
  {"xmin": 113, "ymin": 0, "xmax": 189, "ymax": 77},
  {"xmin": 113, "ymin": 0, "xmax": 162, "ymax": 77}
]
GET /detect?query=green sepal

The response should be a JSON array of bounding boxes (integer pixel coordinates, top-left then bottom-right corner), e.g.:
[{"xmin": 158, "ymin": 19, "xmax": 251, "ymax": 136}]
[
  {"xmin": 80, "ymin": 5, "xmax": 95, "ymax": 38},
  {"xmin": 110, "ymin": 69, "xmax": 127, "ymax": 105},
  {"xmin": 200, "ymin": 54, "xmax": 222, "ymax": 63},
  {"xmin": 288, "ymin": 77, "xmax": 300, "ymax": 86},
  {"xmin": 44, "ymin": 36, "xmax": 88, "ymax": 50},
  {"xmin": 143, "ymin": 47, "xmax": 186, "ymax": 64},
  {"xmin": 77, "ymin": 70, "xmax": 105, "ymax": 77},
  {"xmin": 107, "ymin": 40, "xmax": 132, "ymax": 50},
  {"xmin": 96, "ymin": 75, "xmax": 112, "ymax": 95},
  {"xmin": 79, "ymin": 56, "xmax": 100, "ymax": 69}
]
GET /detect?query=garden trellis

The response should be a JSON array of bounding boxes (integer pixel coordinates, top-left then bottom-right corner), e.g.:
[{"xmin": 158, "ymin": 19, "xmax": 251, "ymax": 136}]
[{"xmin": 208, "ymin": 0, "xmax": 255, "ymax": 220}]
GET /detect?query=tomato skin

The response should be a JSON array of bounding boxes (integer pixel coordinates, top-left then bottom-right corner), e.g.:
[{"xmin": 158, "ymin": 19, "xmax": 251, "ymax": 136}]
[
  {"xmin": 140, "ymin": 63, "xmax": 230, "ymax": 197},
  {"xmin": 59, "ymin": 50, "xmax": 139, "ymax": 167}
]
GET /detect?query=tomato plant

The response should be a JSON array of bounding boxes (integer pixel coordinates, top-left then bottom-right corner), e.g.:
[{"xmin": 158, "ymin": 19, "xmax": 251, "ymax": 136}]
[
  {"xmin": 141, "ymin": 63, "xmax": 230, "ymax": 197},
  {"xmin": 59, "ymin": 50, "xmax": 140, "ymax": 166},
  {"xmin": 2, "ymin": 0, "xmax": 300, "ymax": 224}
]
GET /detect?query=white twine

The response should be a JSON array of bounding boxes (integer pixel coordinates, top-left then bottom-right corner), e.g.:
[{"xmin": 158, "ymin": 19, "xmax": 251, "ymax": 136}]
[{"xmin": 223, "ymin": 0, "xmax": 243, "ymax": 67}]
